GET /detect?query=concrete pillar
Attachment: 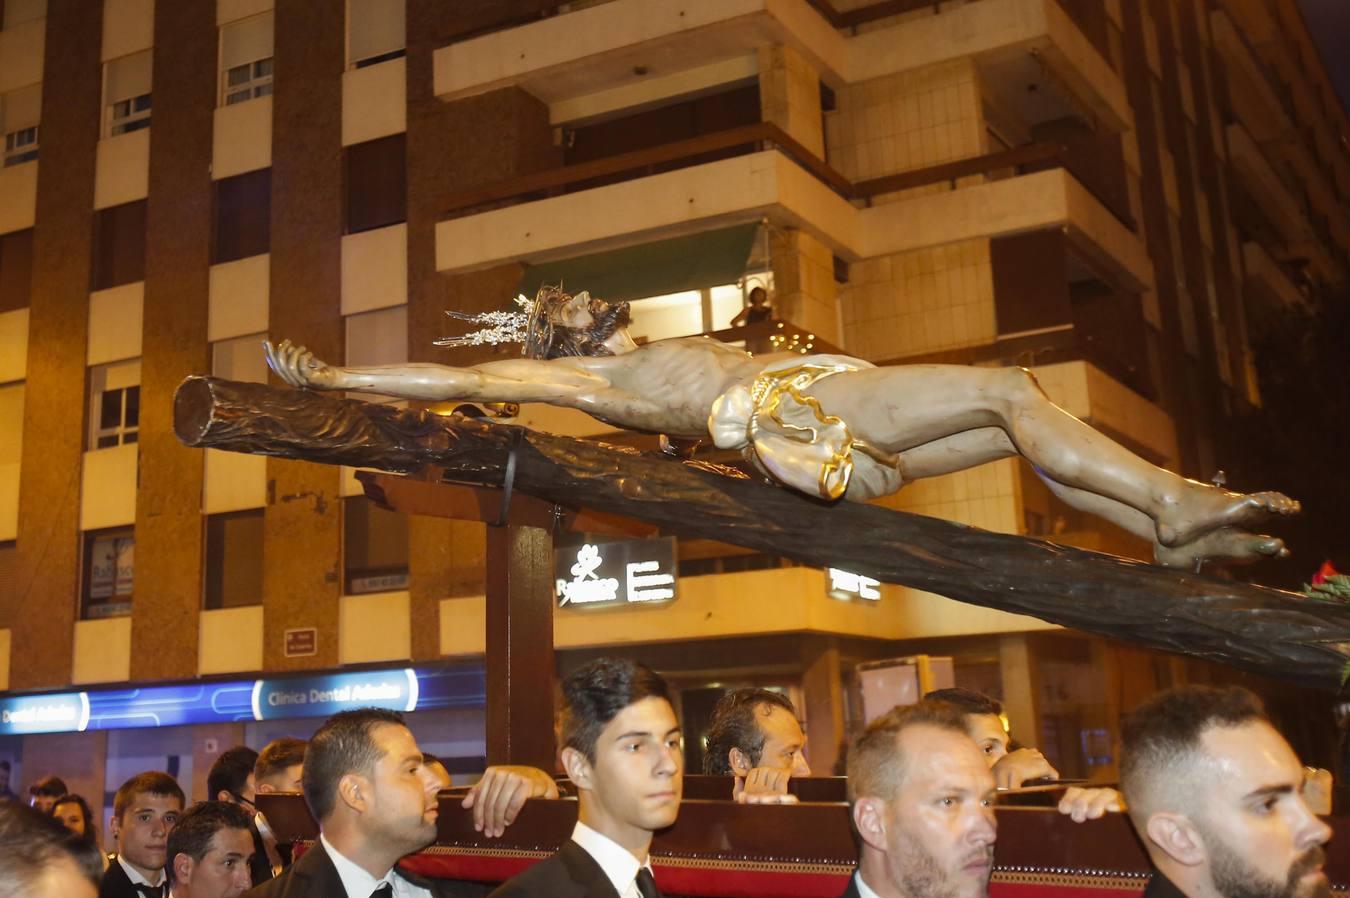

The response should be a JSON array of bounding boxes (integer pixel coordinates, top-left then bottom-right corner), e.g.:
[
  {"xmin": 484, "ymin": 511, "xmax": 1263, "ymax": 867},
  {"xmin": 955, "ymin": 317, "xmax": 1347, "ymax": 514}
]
[
  {"xmin": 758, "ymin": 44, "xmax": 825, "ymax": 159},
  {"xmin": 770, "ymin": 228, "xmax": 842, "ymax": 346},
  {"xmin": 800, "ymin": 636, "xmax": 846, "ymax": 776},
  {"xmin": 997, "ymin": 634, "xmax": 1039, "ymax": 747}
]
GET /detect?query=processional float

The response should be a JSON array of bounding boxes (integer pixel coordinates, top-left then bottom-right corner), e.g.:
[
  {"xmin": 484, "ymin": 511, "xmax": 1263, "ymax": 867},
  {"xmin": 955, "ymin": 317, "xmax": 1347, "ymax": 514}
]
[{"xmin": 175, "ymin": 286, "xmax": 1350, "ymax": 896}]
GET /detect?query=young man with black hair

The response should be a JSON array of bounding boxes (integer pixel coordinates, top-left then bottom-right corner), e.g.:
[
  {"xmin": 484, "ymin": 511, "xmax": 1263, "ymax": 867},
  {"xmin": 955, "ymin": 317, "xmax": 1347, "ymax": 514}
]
[
  {"xmin": 702, "ymin": 687, "xmax": 808, "ymax": 804},
  {"xmin": 843, "ymin": 700, "xmax": 997, "ymax": 898},
  {"xmin": 1119, "ymin": 685, "xmax": 1332, "ymax": 898},
  {"xmin": 0, "ymin": 800, "xmax": 100, "ymax": 898},
  {"xmin": 491, "ymin": 658, "xmax": 683, "ymax": 898},
  {"xmin": 28, "ymin": 774, "xmax": 69, "ymax": 814},
  {"xmin": 251, "ymin": 738, "xmax": 307, "ymax": 880},
  {"xmin": 167, "ymin": 801, "xmax": 256, "ymax": 898},
  {"xmin": 208, "ymin": 746, "xmax": 275, "ymax": 887},
  {"xmin": 102, "ymin": 771, "xmax": 187, "ymax": 898}
]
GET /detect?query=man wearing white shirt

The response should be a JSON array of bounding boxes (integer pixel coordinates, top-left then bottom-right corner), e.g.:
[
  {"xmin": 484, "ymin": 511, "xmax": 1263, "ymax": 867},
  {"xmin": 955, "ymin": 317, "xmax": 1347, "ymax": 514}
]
[
  {"xmin": 241, "ymin": 708, "xmax": 482, "ymax": 898},
  {"xmin": 101, "ymin": 771, "xmax": 187, "ymax": 898},
  {"xmin": 490, "ymin": 658, "xmax": 683, "ymax": 898},
  {"xmin": 842, "ymin": 701, "xmax": 997, "ymax": 898}
]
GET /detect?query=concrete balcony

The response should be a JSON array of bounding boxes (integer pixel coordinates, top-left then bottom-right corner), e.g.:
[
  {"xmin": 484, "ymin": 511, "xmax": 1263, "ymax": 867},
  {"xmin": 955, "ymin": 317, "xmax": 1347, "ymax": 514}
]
[
  {"xmin": 1241, "ymin": 240, "xmax": 1305, "ymax": 310},
  {"xmin": 1226, "ymin": 121, "xmax": 1307, "ymax": 245},
  {"xmin": 436, "ymin": 144, "xmax": 1151, "ymax": 296},
  {"xmin": 1030, "ymin": 360, "xmax": 1178, "ymax": 468},
  {"xmin": 1209, "ymin": 7, "xmax": 1293, "ymax": 144},
  {"xmin": 434, "ymin": 0, "xmax": 1129, "ymax": 133}
]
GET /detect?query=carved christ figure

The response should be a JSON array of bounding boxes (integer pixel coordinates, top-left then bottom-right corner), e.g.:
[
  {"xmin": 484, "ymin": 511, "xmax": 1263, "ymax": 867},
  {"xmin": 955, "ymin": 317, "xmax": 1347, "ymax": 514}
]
[{"xmin": 265, "ymin": 287, "xmax": 1298, "ymax": 569}]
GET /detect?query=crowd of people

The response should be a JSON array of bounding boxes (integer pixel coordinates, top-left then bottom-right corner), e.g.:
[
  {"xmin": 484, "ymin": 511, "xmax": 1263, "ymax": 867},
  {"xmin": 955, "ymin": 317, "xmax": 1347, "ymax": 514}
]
[{"xmin": 0, "ymin": 660, "xmax": 1335, "ymax": 898}]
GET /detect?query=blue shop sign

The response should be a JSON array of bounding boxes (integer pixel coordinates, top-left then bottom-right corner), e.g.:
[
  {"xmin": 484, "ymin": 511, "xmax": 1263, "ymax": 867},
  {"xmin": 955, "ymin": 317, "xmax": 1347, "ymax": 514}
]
[{"xmin": 0, "ymin": 665, "xmax": 485, "ymax": 735}]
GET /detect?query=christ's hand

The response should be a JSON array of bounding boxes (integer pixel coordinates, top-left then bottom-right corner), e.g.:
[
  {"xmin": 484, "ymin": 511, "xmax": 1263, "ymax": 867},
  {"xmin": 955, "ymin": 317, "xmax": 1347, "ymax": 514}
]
[{"xmin": 265, "ymin": 339, "xmax": 343, "ymax": 391}]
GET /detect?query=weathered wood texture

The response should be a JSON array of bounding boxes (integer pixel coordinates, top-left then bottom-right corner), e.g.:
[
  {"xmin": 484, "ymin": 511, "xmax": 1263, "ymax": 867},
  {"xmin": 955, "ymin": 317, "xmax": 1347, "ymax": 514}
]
[{"xmin": 174, "ymin": 377, "xmax": 1350, "ymax": 689}]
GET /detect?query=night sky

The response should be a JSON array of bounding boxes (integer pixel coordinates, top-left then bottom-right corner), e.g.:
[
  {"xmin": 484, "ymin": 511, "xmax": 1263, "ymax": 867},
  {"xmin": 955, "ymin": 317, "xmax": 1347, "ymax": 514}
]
[{"xmin": 1296, "ymin": 0, "xmax": 1350, "ymax": 118}]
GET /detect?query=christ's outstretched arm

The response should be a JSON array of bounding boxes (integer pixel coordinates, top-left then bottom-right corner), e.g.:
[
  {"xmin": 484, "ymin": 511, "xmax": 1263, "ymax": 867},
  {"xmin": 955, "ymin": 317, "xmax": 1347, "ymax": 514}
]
[{"xmin": 264, "ymin": 339, "xmax": 610, "ymax": 405}]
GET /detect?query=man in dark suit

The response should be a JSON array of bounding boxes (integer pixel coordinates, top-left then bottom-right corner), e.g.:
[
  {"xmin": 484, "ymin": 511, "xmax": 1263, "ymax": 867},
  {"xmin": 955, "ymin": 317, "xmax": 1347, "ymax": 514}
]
[
  {"xmin": 101, "ymin": 771, "xmax": 187, "ymax": 898},
  {"xmin": 1119, "ymin": 686, "xmax": 1333, "ymax": 898},
  {"xmin": 840, "ymin": 700, "xmax": 996, "ymax": 898},
  {"xmin": 490, "ymin": 658, "xmax": 682, "ymax": 898},
  {"xmin": 207, "ymin": 745, "xmax": 275, "ymax": 888},
  {"xmin": 166, "ymin": 801, "xmax": 255, "ymax": 898},
  {"xmin": 241, "ymin": 708, "xmax": 482, "ymax": 898}
]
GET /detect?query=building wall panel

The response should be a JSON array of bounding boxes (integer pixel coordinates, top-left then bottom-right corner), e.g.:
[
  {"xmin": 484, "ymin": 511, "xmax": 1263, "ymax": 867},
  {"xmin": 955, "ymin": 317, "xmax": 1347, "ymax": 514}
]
[
  {"xmin": 93, "ymin": 130, "xmax": 151, "ymax": 209},
  {"xmin": 212, "ymin": 96, "xmax": 273, "ymax": 180},
  {"xmin": 0, "ymin": 164, "xmax": 38, "ymax": 234},
  {"xmin": 207, "ymin": 255, "xmax": 270, "ymax": 341},
  {"xmin": 80, "ymin": 444, "xmax": 138, "ymax": 530},
  {"xmin": 0, "ymin": 307, "xmax": 29, "ymax": 382},
  {"xmin": 130, "ymin": 0, "xmax": 216, "ymax": 681},
  {"xmin": 101, "ymin": 0, "xmax": 155, "ymax": 62},
  {"xmin": 71, "ymin": 616, "xmax": 132, "ymax": 683},
  {"xmin": 86, "ymin": 282, "xmax": 144, "ymax": 365},
  {"xmin": 8, "ymin": 0, "xmax": 103, "ymax": 689},
  {"xmin": 262, "ymin": 0, "xmax": 345, "ymax": 671},
  {"xmin": 0, "ymin": 17, "xmax": 45, "ymax": 93},
  {"xmin": 198, "ymin": 606, "xmax": 264, "ymax": 675},
  {"xmin": 342, "ymin": 57, "xmax": 406, "ymax": 147}
]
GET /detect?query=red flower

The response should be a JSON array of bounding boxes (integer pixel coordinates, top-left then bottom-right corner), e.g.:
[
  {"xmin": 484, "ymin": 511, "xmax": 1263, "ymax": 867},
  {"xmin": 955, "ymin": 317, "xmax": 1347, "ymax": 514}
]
[{"xmin": 1313, "ymin": 560, "xmax": 1340, "ymax": 586}]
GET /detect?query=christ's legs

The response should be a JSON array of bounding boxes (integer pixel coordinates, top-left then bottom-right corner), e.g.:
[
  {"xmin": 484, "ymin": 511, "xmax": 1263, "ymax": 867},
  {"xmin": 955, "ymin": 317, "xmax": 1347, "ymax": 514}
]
[
  {"xmin": 814, "ymin": 364, "xmax": 1297, "ymax": 546},
  {"xmin": 894, "ymin": 427, "xmax": 1289, "ymax": 566}
]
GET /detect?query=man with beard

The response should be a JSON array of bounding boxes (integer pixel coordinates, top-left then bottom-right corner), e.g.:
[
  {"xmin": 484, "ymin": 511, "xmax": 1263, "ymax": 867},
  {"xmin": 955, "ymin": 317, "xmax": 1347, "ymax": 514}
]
[
  {"xmin": 1119, "ymin": 685, "xmax": 1333, "ymax": 898},
  {"xmin": 842, "ymin": 700, "xmax": 997, "ymax": 898},
  {"xmin": 242, "ymin": 709, "xmax": 477, "ymax": 898},
  {"xmin": 490, "ymin": 658, "xmax": 683, "ymax": 898}
]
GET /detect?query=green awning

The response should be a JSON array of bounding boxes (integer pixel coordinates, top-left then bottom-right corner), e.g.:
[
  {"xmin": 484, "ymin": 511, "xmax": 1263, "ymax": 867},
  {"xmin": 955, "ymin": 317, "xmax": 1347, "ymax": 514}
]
[{"xmin": 517, "ymin": 222, "xmax": 761, "ymax": 303}]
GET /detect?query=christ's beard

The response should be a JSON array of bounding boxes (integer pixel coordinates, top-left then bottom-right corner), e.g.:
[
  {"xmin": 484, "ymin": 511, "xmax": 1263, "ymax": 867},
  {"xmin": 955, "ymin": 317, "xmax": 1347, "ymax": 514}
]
[{"xmin": 1209, "ymin": 840, "xmax": 1329, "ymax": 898}]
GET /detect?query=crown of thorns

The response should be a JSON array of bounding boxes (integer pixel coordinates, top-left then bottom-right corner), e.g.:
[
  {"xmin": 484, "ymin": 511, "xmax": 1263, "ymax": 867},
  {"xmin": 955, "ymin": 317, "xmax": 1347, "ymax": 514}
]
[{"xmin": 434, "ymin": 285, "xmax": 573, "ymax": 356}]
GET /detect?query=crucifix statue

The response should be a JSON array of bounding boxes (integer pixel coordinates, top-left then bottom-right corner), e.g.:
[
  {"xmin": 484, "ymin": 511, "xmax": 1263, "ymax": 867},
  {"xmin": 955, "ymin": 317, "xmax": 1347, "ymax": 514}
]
[{"xmin": 264, "ymin": 286, "xmax": 1298, "ymax": 569}]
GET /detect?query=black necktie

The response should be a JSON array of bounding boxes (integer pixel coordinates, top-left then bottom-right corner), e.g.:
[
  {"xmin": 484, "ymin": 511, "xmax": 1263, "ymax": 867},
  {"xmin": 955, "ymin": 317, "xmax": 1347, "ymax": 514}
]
[
  {"xmin": 134, "ymin": 886, "xmax": 164, "ymax": 898},
  {"xmin": 635, "ymin": 868, "xmax": 661, "ymax": 898},
  {"xmin": 370, "ymin": 883, "xmax": 393, "ymax": 898}
]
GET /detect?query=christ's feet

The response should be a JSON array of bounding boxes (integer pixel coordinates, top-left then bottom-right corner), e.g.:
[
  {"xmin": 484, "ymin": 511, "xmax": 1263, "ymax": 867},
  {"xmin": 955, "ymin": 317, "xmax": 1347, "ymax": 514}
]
[
  {"xmin": 1156, "ymin": 487, "xmax": 1300, "ymax": 548},
  {"xmin": 1153, "ymin": 528, "xmax": 1289, "ymax": 569}
]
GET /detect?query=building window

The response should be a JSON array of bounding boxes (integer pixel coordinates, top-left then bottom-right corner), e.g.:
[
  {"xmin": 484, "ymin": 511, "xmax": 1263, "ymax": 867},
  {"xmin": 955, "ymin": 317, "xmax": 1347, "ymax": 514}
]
[
  {"xmin": 104, "ymin": 51, "xmax": 153, "ymax": 137},
  {"xmin": 88, "ymin": 360, "xmax": 140, "ymax": 450},
  {"xmin": 0, "ymin": 229, "xmax": 33, "ymax": 312},
  {"xmin": 82, "ymin": 527, "xmax": 134, "ymax": 619},
  {"xmin": 212, "ymin": 169, "xmax": 271, "ymax": 264},
  {"xmin": 0, "ymin": 383, "xmax": 23, "ymax": 469},
  {"xmin": 204, "ymin": 510, "xmax": 263, "ymax": 609},
  {"xmin": 92, "ymin": 200, "xmax": 147, "ymax": 290},
  {"xmin": 343, "ymin": 496, "xmax": 408, "ymax": 594},
  {"xmin": 347, "ymin": 0, "xmax": 405, "ymax": 69},
  {"xmin": 345, "ymin": 134, "xmax": 405, "ymax": 233},
  {"xmin": 2, "ymin": 0, "xmax": 46, "ymax": 28},
  {"xmin": 212, "ymin": 332, "xmax": 269, "ymax": 383},
  {"xmin": 0, "ymin": 84, "xmax": 41, "ymax": 166},
  {"xmin": 220, "ymin": 12, "xmax": 274, "ymax": 106}
]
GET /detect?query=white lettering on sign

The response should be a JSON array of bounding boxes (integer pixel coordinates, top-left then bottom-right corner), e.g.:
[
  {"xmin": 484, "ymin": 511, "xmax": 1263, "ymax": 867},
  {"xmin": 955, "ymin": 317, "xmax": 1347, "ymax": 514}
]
[
  {"xmin": 828, "ymin": 568, "xmax": 881, "ymax": 600},
  {"xmin": 556, "ymin": 543, "xmax": 675, "ymax": 607},
  {"xmin": 626, "ymin": 560, "xmax": 675, "ymax": 602},
  {"xmin": 2, "ymin": 703, "xmax": 78, "ymax": 724}
]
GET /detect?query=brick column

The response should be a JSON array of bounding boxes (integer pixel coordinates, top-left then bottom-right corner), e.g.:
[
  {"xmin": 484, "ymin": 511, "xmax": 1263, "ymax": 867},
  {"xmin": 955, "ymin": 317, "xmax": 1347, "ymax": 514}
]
[
  {"xmin": 7, "ymin": 0, "xmax": 103, "ymax": 689},
  {"xmin": 129, "ymin": 0, "xmax": 216, "ymax": 681}
]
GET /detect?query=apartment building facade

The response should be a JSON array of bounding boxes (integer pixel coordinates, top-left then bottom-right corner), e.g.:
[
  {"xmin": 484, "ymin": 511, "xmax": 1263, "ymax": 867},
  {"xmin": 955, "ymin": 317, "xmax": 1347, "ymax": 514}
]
[{"xmin": 0, "ymin": 0, "xmax": 1346, "ymax": 792}]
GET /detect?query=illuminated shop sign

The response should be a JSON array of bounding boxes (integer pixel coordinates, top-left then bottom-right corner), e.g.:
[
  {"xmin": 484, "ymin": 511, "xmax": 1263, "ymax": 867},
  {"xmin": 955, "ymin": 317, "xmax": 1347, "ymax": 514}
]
[
  {"xmin": 827, "ymin": 567, "xmax": 881, "ymax": 601},
  {"xmin": 554, "ymin": 538, "xmax": 677, "ymax": 608},
  {"xmin": 0, "ymin": 665, "xmax": 485, "ymax": 736}
]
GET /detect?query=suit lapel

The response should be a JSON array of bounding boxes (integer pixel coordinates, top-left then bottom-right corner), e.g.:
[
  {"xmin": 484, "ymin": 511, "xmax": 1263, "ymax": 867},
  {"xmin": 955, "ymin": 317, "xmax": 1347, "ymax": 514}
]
[
  {"xmin": 290, "ymin": 841, "xmax": 346, "ymax": 894},
  {"xmin": 557, "ymin": 840, "xmax": 622, "ymax": 898}
]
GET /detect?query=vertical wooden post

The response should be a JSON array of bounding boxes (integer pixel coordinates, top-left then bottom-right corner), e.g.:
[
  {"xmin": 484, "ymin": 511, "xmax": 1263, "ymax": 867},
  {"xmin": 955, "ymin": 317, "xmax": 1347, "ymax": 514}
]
[{"xmin": 485, "ymin": 523, "xmax": 556, "ymax": 768}]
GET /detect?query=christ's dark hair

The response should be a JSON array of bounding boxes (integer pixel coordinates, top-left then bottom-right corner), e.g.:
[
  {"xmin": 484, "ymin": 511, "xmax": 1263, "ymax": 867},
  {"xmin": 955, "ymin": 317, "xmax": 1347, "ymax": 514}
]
[
  {"xmin": 560, "ymin": 658, "xmax": 671, "ymax": 762},
  {"xmin": 302, "ymin": 708, "xmax": 404, "ymax": 821},
  {"xmin": 525, "ymin": 287, "xmax": 632, "ymax": 360},
  {"xmin": 0, "ymin": 801, "xmax": 102, "ymax": 889},
  {"xmin": 113, "ymin": 771, "xmax": 185, "ymax": 821},
  {"xmin": 166, "ymin": 801, "xmax": 254, "ymax": 885},
  {"xmin": 207, "ymin": 745, "xmax": 258, "ymax": 801},
  {"xmin": 924, "ymin": 687, "xmax": 1003, "ymax": 718},
  {"xmin": 702, "ymin": 688, "xmax": 798, "ymax": 775}
]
